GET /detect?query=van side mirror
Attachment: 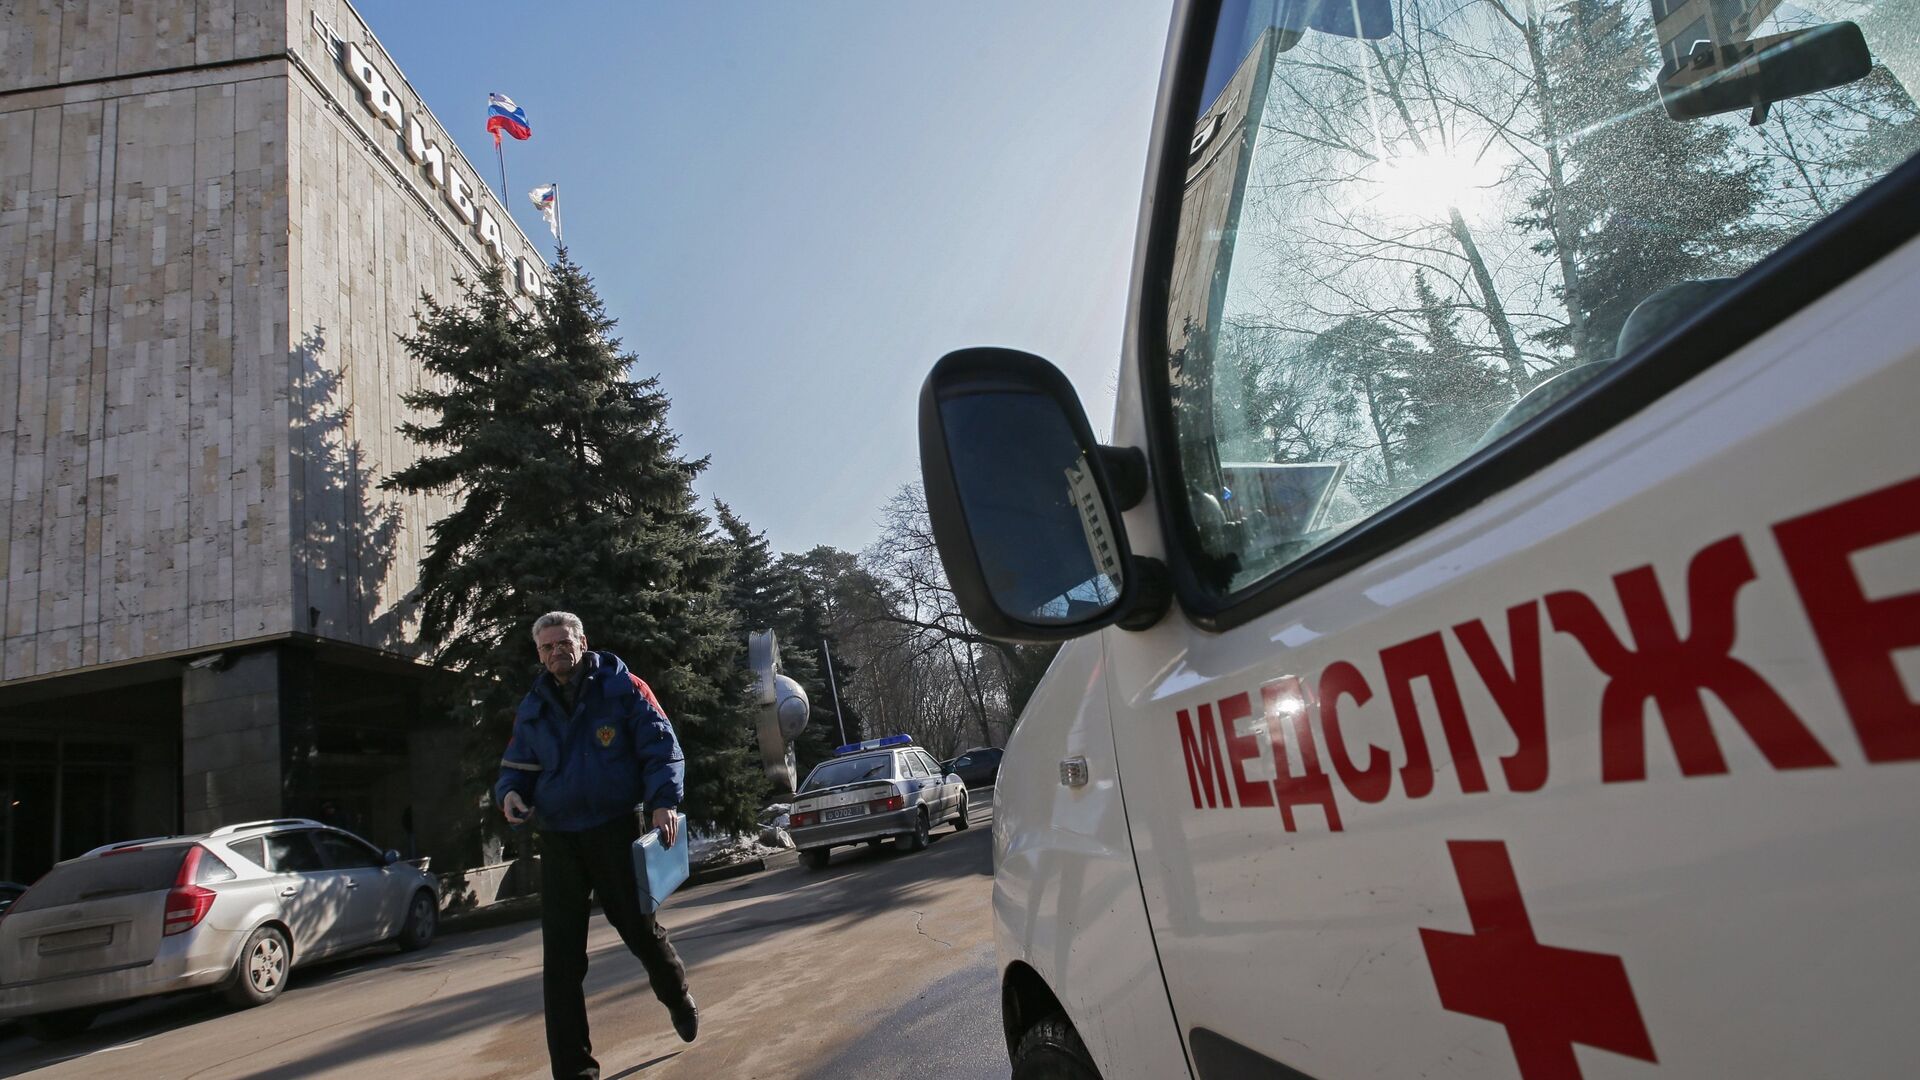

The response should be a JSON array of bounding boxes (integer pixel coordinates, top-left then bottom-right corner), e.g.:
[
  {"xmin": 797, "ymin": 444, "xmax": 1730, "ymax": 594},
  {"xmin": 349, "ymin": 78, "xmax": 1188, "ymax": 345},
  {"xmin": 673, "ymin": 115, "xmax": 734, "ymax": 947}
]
[
  {"xmin": 1659, "ymin": 21, "xmax": 1872, "ymax": 123},
  {"xmin": 917, "ymin": 347, "xmax": 1170, "ymax": 643},
  {"xmin": 382, "ymin": 849, "xmax": 402, "ymax": 866}
]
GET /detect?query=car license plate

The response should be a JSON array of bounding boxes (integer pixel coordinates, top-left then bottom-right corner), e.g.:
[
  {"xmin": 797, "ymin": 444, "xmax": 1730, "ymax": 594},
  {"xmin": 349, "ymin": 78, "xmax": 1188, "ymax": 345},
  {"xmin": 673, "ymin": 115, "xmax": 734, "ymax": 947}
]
[
  {"xmin": 823, "ymin": 805, "xmax": 868, "ymax": 823},
  {"xmin": 39, "ymin": 925, "xmax": 113, "ymax": 955}
]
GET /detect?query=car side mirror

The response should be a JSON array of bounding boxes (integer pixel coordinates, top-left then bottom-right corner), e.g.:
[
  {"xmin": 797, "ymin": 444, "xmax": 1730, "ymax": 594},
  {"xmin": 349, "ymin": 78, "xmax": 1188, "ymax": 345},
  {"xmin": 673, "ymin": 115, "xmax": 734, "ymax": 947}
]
[
  {"xmin": 382, "ymin": 849, "xmax": 402, "ymax": 866},
  {"xmin": 918, "ymin": 347, "xmax": 1171, "ymax": 642}
]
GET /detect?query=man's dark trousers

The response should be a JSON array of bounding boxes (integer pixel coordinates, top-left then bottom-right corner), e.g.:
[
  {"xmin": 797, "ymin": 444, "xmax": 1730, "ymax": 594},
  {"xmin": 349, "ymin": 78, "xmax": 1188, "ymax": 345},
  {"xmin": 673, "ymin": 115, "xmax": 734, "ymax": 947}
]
[{"xmin": 539, "ymin": 815, "xmax": 689, "ymax": 1080}]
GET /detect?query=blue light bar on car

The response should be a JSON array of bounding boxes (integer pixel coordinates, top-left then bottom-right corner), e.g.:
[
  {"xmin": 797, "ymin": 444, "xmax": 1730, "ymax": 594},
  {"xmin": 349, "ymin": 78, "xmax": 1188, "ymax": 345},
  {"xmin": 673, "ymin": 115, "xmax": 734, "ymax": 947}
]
[{"xmin": 834, "ymin": 734, "xmax": 914, "ymax": 756}]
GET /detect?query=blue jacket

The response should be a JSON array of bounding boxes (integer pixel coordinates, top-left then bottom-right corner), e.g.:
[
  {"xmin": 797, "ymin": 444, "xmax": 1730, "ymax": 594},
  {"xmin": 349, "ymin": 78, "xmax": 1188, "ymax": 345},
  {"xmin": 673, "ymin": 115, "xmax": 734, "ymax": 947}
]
[{"xmin": 493, "ymin": 651, "xmax": 685, "ymax": 832}]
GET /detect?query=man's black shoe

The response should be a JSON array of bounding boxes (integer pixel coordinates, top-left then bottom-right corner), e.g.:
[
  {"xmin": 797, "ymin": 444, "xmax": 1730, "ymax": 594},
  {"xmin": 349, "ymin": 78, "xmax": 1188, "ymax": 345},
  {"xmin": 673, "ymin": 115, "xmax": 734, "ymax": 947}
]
[{"xmin": 670, "ymin": 994, "xmax": 699, "ymax": 1042}]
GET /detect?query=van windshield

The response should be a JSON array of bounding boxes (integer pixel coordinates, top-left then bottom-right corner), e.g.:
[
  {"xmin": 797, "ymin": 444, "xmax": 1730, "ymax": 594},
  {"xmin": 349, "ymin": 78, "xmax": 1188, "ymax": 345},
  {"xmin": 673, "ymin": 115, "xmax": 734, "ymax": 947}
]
[{"xmin": 1164, "ymin": 0, "xmax": 1920, "ymax": 596}]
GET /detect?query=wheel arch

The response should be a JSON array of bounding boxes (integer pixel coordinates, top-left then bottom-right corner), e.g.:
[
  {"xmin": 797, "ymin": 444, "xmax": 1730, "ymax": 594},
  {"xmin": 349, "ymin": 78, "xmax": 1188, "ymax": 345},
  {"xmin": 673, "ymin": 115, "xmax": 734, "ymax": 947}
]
[
  {"xmin": 253, "ymin": 917, "xmax": 296, "ymax": 968},
  {"xmin": 1002, "ymin": 959, "xmax": 1070, "ymax": 1059}
]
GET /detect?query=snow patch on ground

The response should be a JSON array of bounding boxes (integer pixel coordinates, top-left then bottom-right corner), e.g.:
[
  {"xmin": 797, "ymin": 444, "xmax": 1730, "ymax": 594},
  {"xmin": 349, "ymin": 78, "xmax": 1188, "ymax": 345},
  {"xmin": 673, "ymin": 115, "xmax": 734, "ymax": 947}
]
[{"xmin": 686, "ymin": 825, "xmax": 791, "ymax": 870}]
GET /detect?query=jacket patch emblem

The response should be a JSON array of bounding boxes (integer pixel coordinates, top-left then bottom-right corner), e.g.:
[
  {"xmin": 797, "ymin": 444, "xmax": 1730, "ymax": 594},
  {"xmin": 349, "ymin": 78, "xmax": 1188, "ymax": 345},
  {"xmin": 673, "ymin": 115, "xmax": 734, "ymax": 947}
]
[{"xmin": 596, "ymin": 724, "xmax": 617, "ymax": 748}]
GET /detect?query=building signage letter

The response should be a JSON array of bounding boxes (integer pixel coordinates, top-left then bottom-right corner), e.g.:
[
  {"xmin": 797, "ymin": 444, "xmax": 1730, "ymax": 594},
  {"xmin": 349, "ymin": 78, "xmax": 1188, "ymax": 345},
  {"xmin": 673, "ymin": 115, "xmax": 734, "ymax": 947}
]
[
  {"xmin": 404, "ymin": 115, "xmax": 447, "ymax": 189},
  {"xmin": 518, "ymin": 257, "xmax": 545, "ymax": 297},
  {"xmin": 444, "ymin": 169, "xmax": 479, "ymax": 226},
  {"xmin": 478, "ymin": 208, "xmax": 508, "ymax": 262},
  {"xmin": 342, "ymin": 42, "xmax": 403, "ymax": 131}
]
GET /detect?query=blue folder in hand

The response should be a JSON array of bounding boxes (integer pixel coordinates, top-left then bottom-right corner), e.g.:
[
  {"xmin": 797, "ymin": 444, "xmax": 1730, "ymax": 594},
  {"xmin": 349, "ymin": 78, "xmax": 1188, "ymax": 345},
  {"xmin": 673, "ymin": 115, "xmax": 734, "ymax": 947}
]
[{"xmin": 632, "ymin": 812, "xmax": 690, "ymax": 914}]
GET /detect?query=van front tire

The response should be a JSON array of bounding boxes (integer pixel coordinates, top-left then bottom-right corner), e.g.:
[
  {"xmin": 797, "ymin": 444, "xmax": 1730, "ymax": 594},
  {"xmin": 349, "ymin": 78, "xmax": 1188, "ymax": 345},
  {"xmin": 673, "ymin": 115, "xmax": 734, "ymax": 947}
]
[{"xmin": 1011, "ymin": 1013, "xmax": 1101, "ymax": 1080}]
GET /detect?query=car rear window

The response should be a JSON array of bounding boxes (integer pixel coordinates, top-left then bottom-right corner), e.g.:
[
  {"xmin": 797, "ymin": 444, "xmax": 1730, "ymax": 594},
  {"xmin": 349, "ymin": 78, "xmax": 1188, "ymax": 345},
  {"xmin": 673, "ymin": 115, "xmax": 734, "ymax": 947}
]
[
  {"xmin": 9, "ymin": 847, "xmax": 190, "ymax": 914},
  {"xmin": 800, "ymin": 753, "xmax": 896, "ymax": 792}
]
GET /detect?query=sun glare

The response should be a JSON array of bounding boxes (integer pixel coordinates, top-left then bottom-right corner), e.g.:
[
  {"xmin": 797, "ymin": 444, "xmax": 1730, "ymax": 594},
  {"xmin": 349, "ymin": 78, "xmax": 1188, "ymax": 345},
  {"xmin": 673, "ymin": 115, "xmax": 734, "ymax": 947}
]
[{"xmin": 1365, "ymin": 149, "xmax": 1499, "ymax": 223}]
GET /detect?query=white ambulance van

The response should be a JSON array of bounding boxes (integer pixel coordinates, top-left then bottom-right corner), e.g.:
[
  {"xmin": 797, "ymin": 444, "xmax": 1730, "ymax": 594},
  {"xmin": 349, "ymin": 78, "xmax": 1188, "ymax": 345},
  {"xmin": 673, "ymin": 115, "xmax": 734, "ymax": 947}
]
[{"xmin": 917, "ymin": 0, "xmax": 1920, "ymax": 1076}]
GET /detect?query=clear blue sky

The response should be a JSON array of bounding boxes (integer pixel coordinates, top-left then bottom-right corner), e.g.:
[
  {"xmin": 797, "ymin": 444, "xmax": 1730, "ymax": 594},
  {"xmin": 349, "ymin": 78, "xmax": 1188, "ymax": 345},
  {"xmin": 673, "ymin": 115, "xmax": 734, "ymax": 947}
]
[{"xmin": 356, "ymin": 2, "xmax": 1171, "ymax": 557}]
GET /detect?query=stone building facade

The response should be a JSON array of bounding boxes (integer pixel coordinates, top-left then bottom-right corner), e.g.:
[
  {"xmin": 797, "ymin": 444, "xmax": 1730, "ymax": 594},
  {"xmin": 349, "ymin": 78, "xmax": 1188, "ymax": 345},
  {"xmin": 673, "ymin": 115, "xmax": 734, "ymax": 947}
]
[{"xmin": 1, "ymin": 0, "xmax": 544, "ymax": 882}]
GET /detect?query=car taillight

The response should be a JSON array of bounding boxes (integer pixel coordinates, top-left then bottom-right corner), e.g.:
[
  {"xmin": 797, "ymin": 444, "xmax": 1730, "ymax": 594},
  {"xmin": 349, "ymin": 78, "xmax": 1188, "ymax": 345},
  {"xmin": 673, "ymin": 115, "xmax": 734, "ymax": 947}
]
[
  {"xmin": 868, "ymin": 794, "xmax": 905, "ymax": 813},
  {"xmin": 790, "ymin": 810, "xmax": 816, "ymax": 828},
  {"xmin": 164, "ymin": 846, "xmax": 216, "ymax": 936}
]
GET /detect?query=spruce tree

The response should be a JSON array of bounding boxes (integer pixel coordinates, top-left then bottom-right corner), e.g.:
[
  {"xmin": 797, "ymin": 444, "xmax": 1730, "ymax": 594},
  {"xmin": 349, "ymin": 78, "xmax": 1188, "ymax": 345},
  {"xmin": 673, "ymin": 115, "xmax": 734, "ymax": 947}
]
[
  {"xmin": 384, "ymin": 254, "xmax": 760, "ymax": 836},
  {"xmin": 1299, "ymin": 315, "xmax": 1416, "ymax": 506},
  {"xmin": 1399, "ymin": 271, "xmax": 1512, "ymax": 481},
  {"xmin": 784, "ymin": 546, "xmax": 877, "ymax": 762}
]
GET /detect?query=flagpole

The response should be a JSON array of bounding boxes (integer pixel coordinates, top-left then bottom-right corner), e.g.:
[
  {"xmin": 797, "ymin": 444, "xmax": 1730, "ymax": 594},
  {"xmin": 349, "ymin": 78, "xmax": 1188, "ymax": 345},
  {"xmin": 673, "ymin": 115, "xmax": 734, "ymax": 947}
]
[
  {"xmin": 495, "ymin": 135, "xmax": 509, "ymax": 200},
  {"xmin": 554, "ymin": 183, "xmax": 563, "ymax": 246}
]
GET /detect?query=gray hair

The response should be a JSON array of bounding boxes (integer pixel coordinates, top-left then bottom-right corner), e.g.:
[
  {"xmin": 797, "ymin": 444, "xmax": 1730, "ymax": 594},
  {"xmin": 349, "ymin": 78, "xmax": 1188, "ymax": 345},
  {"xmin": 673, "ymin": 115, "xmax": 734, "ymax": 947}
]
[{"xmin": 531, "ymin": 611, "xmax": 586, "ymax": 643}]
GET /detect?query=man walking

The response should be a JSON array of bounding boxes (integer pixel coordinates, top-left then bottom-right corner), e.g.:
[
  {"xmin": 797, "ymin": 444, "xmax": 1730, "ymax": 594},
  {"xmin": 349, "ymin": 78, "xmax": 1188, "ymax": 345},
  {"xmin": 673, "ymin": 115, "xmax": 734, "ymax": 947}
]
[{"xmin": 495, "ymin": 611, "xmax": 699, "ymax": 1079}]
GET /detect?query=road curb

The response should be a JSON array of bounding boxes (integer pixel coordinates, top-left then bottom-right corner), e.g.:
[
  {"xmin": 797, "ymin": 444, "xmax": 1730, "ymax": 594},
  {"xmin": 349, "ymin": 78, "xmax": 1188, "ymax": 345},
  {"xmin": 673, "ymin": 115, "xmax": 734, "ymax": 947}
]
[{"xmin": 438, "ymin": 895, "xmax": 544, "ymax": 937}]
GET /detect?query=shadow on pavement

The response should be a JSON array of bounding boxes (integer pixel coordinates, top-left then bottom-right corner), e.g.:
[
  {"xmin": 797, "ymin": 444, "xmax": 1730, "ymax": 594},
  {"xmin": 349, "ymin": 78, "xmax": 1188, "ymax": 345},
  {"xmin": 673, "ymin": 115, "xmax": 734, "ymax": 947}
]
[{"xmin": 605, "ymin": 1051, "xmax": 681, "ymax": 1077}]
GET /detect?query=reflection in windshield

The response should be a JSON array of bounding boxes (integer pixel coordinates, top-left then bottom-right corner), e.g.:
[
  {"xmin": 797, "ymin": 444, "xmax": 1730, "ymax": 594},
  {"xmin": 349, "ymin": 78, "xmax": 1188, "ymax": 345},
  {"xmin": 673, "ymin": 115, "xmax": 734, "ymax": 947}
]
[{"xmin": 1166, "ymin": 0, "xmax": 1919, "ymax": 594}]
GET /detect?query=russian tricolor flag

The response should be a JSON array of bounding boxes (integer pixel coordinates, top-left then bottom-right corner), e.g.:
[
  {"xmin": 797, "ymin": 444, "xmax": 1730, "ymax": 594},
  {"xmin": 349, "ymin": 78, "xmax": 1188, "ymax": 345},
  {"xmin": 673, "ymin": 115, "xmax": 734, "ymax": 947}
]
[{"xmin": 486, "ymin": 92, "xmax": 531, "ymax": 142}]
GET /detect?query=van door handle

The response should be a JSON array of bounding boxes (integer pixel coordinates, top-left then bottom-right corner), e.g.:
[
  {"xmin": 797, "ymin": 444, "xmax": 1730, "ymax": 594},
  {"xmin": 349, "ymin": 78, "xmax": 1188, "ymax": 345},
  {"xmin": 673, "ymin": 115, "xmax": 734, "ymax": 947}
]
[
  {"xmin": 278, "ymin": 887, "xmax": 300, "ymax": 898},
  {"xmin": 345, "ymin": 880, "xmax": 359, "ymax": 889},
  {"xmin": 1059, "ymin": 757, "xmax": 1089, "ymax": 788}
]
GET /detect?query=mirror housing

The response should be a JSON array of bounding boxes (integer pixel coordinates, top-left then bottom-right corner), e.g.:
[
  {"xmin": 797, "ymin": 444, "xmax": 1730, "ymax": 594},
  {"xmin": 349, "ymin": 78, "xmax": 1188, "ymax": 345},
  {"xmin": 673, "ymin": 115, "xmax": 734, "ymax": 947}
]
[
  {"xmin": 918, "ymin": 347, "xmax": 1170, "ymax": 643},
  {"xmin": 1660, "ymin": 22, "xmax": 1872, "ymax": 122},
  {"xmin": 382, "ymin": 849, "xmax": 402, "ymax": 866}
]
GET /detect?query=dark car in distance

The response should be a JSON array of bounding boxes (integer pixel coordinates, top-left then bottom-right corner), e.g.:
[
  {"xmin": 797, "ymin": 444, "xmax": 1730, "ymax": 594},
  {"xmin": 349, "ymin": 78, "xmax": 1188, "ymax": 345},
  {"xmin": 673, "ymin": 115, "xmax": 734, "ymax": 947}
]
[{"xmin": 943, "ymin": 747, "xmax": 1003, "ymax": 789}]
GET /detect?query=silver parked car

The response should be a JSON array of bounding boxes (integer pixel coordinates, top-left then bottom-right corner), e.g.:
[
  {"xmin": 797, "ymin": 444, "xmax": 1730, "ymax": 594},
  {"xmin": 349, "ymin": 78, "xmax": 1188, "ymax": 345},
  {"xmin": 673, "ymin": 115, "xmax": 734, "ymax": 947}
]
[
  {"xmin": 788, "ymin": 735, "xmax": 970, "ymax": 870},
  {"xmin": 0, "ymin": 819, "xmax": 439, "ymax": 1040}
]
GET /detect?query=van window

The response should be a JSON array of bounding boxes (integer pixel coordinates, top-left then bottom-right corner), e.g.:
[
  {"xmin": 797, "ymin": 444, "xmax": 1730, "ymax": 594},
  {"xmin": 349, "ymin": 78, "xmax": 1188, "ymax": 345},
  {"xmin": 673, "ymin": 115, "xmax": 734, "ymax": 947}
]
[{"xmin": 1160, "ymin": 0, "xmax": 1920, "ymax": 600}]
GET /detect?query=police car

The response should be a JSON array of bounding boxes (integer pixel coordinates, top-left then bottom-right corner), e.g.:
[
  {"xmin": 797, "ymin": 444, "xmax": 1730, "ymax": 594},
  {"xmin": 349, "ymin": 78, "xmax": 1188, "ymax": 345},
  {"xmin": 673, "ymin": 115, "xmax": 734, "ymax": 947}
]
[
  {"xmin": 786, "ymin": 736, "xmax": 970, "ymax": 870},
  {"xmin": 918, "ymin": 0, "xmax": 1920, "ymax": 1076}
]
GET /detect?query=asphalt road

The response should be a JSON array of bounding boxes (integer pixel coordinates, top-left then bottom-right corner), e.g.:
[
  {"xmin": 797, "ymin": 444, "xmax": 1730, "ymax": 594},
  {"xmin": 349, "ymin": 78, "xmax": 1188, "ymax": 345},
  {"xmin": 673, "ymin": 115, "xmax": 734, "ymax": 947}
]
[{"xmin": 1, "ymin": 792, "xmax": 1004, "ymax": 1080}]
